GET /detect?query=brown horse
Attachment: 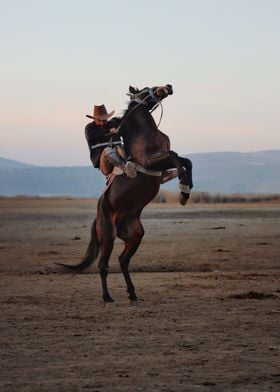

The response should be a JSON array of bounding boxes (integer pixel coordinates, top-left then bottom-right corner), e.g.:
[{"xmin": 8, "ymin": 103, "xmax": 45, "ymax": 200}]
[{"xmin": 58, "ymin": 84, "xmax": 193, "ymax": 302}]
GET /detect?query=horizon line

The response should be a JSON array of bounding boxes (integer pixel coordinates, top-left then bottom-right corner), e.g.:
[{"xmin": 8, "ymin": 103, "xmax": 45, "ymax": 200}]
[{"xmin": 1, "ymin": 149, "xmax": 280, "ymax": 168}]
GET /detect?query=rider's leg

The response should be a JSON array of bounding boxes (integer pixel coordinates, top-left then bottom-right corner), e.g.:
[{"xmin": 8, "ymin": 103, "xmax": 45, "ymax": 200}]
[{"xmin": 101, "ymin": 147, "xmax": 137, "ymax": 179}]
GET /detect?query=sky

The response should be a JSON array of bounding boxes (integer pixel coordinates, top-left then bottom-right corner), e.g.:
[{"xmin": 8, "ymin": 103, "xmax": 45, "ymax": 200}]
[{"xmin": 0, "ymin": 0, "xmax": 279, "ymax": 166}]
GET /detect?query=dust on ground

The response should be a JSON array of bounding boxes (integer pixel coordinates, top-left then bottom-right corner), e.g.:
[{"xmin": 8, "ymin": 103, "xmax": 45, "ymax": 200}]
[{"xmin": 0, "ymin": 198, "xmax": 279, "ymax": 391}]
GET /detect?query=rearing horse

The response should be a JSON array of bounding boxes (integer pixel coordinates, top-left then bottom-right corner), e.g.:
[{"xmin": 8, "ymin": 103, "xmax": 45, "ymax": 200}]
[{"xmin": 59, "ymin": 84, "xmax": 193, "ymax": 302}]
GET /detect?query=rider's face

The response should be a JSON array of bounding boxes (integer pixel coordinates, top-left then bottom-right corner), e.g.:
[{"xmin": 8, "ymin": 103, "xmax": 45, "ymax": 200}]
[{"xmin": 95, "ymin": 118, "xmax": 107, "ymax": 126}]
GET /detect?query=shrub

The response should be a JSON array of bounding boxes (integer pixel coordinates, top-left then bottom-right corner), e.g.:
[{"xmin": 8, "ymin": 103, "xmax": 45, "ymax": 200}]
[{"xmin": 153, "ymin": 190, "xmax": 280, "ymax": 204}]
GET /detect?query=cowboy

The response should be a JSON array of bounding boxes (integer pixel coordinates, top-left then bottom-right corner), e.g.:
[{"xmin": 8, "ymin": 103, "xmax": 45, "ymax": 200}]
[{"xmin": 85, "ymin": 104, "xmax": 137, "ymax": 178}]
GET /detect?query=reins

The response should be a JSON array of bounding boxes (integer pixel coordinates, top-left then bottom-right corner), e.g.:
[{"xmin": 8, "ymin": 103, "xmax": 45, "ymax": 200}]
[
  {"xmin": 116, "ymin": 92, "xmax": 152, "ymax": 132},
  {"xmin": 151, "ymin": 101, "xmax": 164, "ymax": 128},
  {"xmin": 107, "ymin": 88, "xmax": 165, "ymax": 147},
  {"xmin": 107, "ymin": 94, "xmax": 150, "ymax": 147}
]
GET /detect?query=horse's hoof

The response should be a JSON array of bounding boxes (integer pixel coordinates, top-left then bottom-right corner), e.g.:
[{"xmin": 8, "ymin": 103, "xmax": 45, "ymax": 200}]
[
  {"xmin": 179, "ymin": 192, "xmax": 190, "ymax": 206},
  {"xmin": 130, "ymin": 299, "xmax": 138, "ymax": 306},
  {"xmin": 103, "ymin": 295, "xmax": 114, "ymax": 303},
  {"xmin": 129, "ymin": 292, "xmax": 138, "ymax": 301}
]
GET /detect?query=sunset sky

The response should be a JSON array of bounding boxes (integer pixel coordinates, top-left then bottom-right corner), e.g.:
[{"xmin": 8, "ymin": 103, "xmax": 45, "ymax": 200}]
[{"xmin": 1, "ymin": 0, "xmax": 279, "ymax": 166}]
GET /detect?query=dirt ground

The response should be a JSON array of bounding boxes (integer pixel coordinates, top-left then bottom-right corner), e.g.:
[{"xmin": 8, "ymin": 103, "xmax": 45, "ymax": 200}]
[{"xmin": 0, "ymin": 198, "xmax": 279, "ymax": 392}]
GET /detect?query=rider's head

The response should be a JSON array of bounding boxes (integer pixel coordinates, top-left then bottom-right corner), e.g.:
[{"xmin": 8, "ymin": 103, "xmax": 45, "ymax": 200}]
[
  {"xmin": 94, "ymin": 118, "xmax": 107, "ymax": 126},
  {"xmin": 86, "ymin": 104, "xmax": 114, "ymax": 126}
]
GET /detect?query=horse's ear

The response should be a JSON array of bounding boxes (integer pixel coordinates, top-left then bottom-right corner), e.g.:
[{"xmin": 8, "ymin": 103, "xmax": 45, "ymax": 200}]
[{"xmin": 129, "ymin": 86, "xmax": 139, "ymax": 94}]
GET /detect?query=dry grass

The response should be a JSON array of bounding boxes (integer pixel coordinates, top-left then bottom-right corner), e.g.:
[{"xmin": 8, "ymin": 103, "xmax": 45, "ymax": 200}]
[
  {"xmin": 1, "ymin": 192, "xmax": 280, "ymax": 205},
  {"xmin": 153, "ymin": 190, "xmax": 280, "ymax": 204}
]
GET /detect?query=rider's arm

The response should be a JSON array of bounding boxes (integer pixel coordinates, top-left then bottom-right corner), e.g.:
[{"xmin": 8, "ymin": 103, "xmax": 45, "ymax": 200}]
[
  {"xmin": 85, "ymin": 122, "xmax": 111, "ymax": 144},
  {"xmin": 107, "ymin": 117, "xmax": 122, "ymax": 129}
]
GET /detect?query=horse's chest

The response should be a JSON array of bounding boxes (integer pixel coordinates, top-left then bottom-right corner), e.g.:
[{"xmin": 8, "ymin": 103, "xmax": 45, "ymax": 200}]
[{"xmin": 153, "ymin": 133, "xmax": 170, "ymax": 151}]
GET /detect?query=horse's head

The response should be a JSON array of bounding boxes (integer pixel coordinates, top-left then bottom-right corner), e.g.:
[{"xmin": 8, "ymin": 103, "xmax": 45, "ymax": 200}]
[{"xmin": 128, "ymin": 84, "xmax": 173, "ymax": 110}]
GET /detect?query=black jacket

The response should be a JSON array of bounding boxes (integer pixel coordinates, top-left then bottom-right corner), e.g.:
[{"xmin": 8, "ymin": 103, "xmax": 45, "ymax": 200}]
[{"xmin": 85, "ymin": 118, "xmax": 122, "ymax": 168}]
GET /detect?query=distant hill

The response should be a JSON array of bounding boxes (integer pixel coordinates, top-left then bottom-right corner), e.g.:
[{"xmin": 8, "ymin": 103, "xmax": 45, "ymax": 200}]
[
  {"xmin": 0, "ymin": 156, "xmax": 35, "ymax": 168},
  {"xmin": 0, "ymin": 165, "xmax": 104, "ymax": 197},
  {"xmin": 177, "ymin": 150, "xmax": 280, "ymax": 194},
  {"xmin": 0, "ymin": 150, "xmax": 280, "ymax": 197}
]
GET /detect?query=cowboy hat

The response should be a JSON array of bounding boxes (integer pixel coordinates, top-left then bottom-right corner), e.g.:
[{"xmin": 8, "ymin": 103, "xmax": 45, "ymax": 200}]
[{"xmin": 86, "ymin": 104, "xmax": 115, "ymax": 120}]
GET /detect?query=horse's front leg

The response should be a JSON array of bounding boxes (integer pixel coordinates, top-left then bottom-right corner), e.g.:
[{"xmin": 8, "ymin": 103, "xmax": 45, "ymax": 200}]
[
  {"xmin": 145, "ymin": 151, "xmax": 188, "ymax": 181},
  {"xmin": 142, "ymin": 150, "xmax": 193, "ymax": 205},
  {"xmin": 179, "ymin": 156, "xmax": 193, "ymax": 189},
  {"xmin": 168, "ymin": 152, "xmax": 193, "ymax": 205},
  {"xmin": 168, "ymin": 152, "xmax": 185, "ymax": 180},
  {"xmin": 144, "ymin": 151, "xmax": 170, "ymax": 167}
]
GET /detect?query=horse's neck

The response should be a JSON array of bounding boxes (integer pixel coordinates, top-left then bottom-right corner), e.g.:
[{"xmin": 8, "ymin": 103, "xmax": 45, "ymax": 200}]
[
  {"xmin": 126, "ymin": 104, "xmax": 157, "ymax": 130},
  {"xmin": 122, "ymin": 106, "xmax": 168, "ymax": 165},
  {"xmin": 158, "ymin": 130, "xmax": 171, "ymax": 149}
]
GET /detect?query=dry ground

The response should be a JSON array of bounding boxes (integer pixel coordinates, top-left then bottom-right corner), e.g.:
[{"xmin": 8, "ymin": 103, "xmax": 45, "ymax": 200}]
[{"xmin": 0, "ymin": 198, "xmax": 279, "ymax": 391}]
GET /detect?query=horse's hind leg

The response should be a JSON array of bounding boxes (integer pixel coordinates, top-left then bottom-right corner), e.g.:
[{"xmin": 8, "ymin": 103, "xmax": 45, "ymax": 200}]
[
  {"xmin": 117, "ymin": 214, "xmax": 144, "ymax": 302},
  {"xmin": 99, "ymin": 238, "xmax": 115, "ymax": 302},
  {"xmin": 96, "ymin": 203, "xmax": 116, "ymax": 302}
]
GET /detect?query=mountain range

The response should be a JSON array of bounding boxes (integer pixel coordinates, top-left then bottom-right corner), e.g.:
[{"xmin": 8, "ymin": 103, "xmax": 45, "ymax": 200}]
[{"xmin": 0, "ymin": 150, "xmax": 279, "ymax": 197}]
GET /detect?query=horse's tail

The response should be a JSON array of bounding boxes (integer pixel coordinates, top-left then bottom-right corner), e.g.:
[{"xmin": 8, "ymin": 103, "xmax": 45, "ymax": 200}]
[{"xmin": 56, "ymin": 219, "xmax": 100, "ymax": 273}]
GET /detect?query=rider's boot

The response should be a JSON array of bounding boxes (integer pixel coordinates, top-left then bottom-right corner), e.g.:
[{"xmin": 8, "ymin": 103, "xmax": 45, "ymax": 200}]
[{"xmin": 104, "ymin": 147, "xmax": 137, "ymax": 179}]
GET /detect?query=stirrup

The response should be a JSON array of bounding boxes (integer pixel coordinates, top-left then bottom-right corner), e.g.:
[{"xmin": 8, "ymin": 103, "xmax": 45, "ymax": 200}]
[{"xmin": 124, "ymin": 161, "xmax": 137, "ymax": 179}]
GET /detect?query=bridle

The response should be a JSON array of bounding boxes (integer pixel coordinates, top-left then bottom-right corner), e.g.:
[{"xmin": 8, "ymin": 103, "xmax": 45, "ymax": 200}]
[
  {"xmin": 106, "ymin": 87, "xmax": 168, "ymax": 147},
  {"xmin": 117, "ymin": 87, "xmax": 166, "ymax": 132},
  {"xmin": 130, "ymin": 87, "xmax": 164, "ymax": 127},
  {"xmin": 128, "ymin": 87, "xmax": 159, "ymax": 105}
]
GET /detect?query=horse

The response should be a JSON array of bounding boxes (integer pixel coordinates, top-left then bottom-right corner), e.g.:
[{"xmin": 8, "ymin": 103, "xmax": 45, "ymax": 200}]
[{"xmin": 58, "ymin": 84, "xmax": 193, "ymax": 302}]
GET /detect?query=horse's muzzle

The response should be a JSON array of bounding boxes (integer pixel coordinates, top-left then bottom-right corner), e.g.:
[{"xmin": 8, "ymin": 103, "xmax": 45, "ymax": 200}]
[
  {"xmin": 166, "ymin": 84, "xmax": 173, "ymax": 95},
  {"xmin": 156, "ymin": 84, "xmax": 173, "ymax": 99}
]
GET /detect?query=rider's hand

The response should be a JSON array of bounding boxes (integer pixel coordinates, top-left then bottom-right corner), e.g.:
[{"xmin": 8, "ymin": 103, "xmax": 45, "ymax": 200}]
[{"xmin": 110, "ymin": 127, "xmax": 118, "ymax": 134}]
